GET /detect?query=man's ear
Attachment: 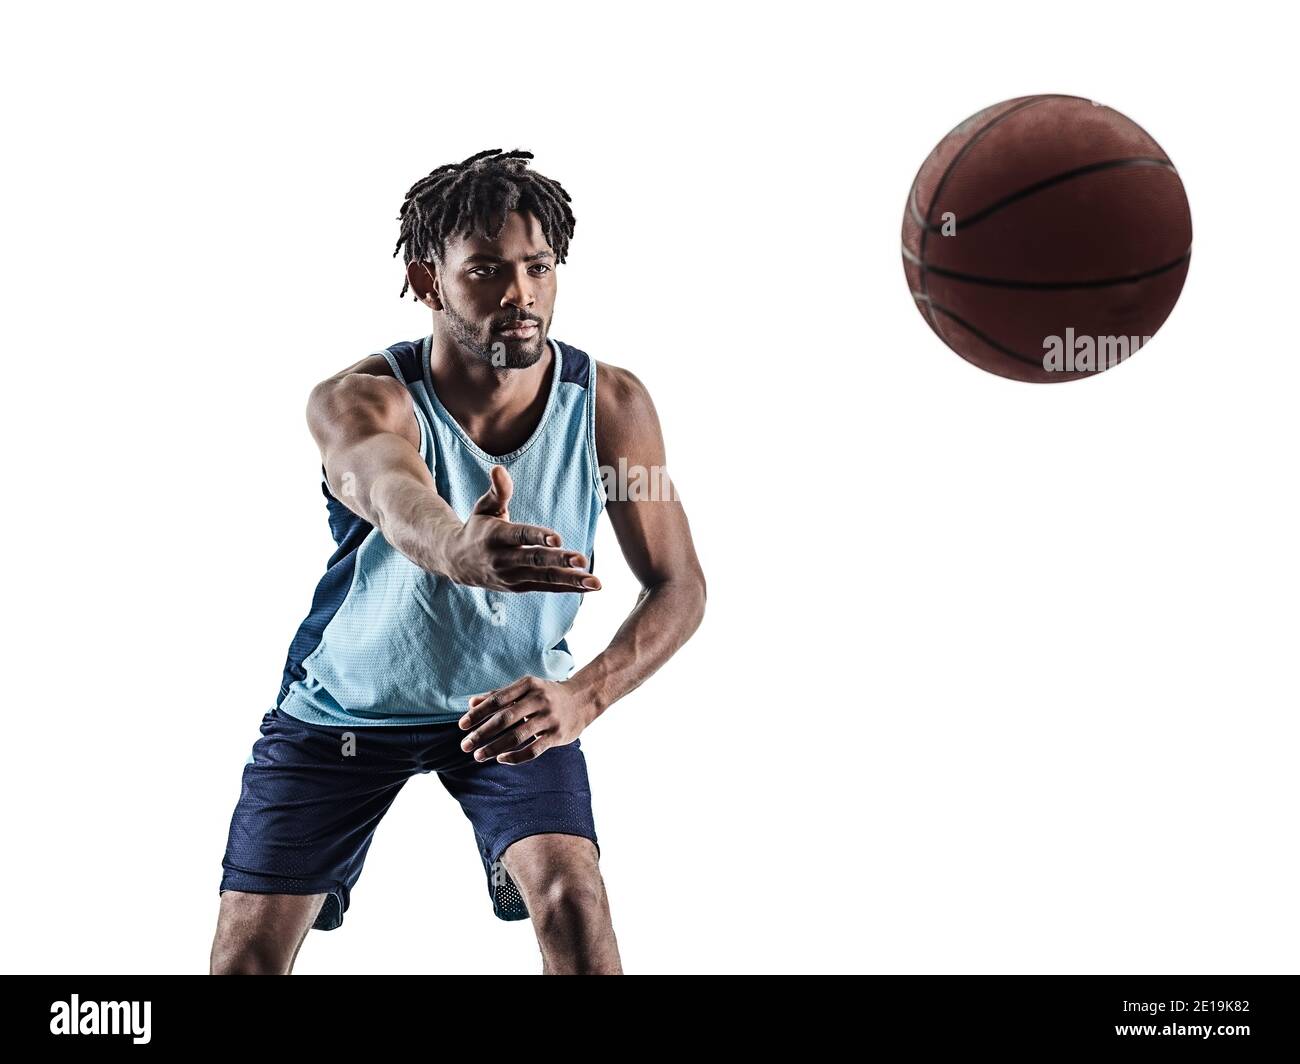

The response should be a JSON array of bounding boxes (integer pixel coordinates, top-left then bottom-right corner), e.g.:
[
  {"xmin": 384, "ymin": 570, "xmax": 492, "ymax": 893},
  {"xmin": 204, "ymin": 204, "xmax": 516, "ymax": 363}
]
[{"xmin": 407, "ymin": 260, "xmax": 444, "ymax": 310}]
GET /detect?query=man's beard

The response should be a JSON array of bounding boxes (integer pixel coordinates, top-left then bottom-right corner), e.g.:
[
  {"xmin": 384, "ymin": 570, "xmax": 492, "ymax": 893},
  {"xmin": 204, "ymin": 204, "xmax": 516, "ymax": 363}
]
[{"xmin": 442, "ymin": 299, "xmax": 546, "ymax": 369}]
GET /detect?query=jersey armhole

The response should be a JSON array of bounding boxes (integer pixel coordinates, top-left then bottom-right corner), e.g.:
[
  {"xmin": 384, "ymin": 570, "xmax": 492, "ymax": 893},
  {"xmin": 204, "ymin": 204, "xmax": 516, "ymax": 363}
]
[
  {"xmin": 377, "ymin": 347, "xmax": 406, "ymax": 384},
  {"xmin": 374, "ymin": 347, "xmax": 430, "ymax": 463},
  {"xmin": 588, "ymin": 358, "xmax": 606, "ymax": 508}
]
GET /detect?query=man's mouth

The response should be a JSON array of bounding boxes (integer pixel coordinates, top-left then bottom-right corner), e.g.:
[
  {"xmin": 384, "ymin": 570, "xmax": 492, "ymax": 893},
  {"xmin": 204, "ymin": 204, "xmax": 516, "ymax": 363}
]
[{"xmin": 494, "ymin": 319, "xmax": 540, "ymax": 340}]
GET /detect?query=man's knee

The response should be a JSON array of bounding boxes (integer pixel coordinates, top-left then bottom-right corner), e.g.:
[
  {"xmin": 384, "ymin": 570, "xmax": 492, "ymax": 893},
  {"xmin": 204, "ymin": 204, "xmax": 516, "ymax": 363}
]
[
  {"xmin": 531, "ymin": 869, "xmax": 606, "ymax": 931},
  {"xmin": 210, "ymin": 940, "xmax": 293, "ymax": 975}
]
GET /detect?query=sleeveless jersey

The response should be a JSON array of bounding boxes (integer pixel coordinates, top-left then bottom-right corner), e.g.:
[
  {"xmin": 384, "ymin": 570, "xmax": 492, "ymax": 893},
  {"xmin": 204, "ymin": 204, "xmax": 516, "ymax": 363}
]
[{"xmin": 274, "ymin": 334, "xmax": 605, "ymax": 727}]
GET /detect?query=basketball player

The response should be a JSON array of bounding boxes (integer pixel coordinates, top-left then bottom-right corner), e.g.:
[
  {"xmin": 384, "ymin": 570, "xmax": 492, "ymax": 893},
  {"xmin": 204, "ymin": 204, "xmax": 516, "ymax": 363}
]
[{"xmin": 211, "ymin": 150, "xmax": 706, "ymax": 975}]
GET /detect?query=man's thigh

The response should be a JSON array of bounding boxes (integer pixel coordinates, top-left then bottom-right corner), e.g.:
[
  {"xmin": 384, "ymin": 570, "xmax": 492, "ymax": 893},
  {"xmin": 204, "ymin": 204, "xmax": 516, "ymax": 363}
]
[
  {"xmin": 218, "ymin": 707, "xmax": 420, "ymax": 933},
  {"xmin": 436, "ymin": 735, "xmax": 599, "ymax": 922}
]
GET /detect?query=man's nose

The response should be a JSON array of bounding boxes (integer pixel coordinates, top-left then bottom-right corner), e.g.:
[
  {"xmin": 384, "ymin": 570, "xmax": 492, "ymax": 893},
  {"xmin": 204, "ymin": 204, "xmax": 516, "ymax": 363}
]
[{"xmin": 501, "ymin": 268, "xmax": 535, "ymax": 311}]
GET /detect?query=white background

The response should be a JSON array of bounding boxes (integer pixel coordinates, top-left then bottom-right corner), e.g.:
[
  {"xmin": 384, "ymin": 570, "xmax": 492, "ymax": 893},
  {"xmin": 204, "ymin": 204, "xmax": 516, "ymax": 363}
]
[{"xmin": 2, "ymin": 1, "xmax": 1295, "ymax": 974}]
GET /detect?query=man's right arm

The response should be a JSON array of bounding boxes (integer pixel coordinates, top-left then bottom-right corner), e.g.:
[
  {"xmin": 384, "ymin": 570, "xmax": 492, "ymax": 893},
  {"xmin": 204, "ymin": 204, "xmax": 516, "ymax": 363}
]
[{"xmin": 305, "ymin": 359, "xmax": 600, "ymax": 594}]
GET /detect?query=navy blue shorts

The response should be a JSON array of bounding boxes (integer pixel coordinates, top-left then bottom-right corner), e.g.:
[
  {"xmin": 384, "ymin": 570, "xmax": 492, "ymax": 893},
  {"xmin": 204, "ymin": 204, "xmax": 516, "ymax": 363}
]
[{"xmin": 219, "ymin": 706, "xmax": 599, "ymax": 930}]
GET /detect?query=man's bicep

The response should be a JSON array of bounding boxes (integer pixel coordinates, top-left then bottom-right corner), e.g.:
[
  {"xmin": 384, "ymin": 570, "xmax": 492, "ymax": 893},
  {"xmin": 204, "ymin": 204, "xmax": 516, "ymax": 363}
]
[{"xmin": 595, "ymin": 363, "xmax": 702, "ymax": 587}]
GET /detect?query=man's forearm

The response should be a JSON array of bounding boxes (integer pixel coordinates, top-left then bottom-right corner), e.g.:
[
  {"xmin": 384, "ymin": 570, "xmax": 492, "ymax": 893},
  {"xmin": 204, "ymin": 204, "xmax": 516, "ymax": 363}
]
[
  {"xmin": 325, "ymin": 432, "xmax": 460, "ymax": 575},
  {"xmin": 568, "ymin": 576, "xmax": 706, "ymax": 719},
  {"xmin": 369, "ymin": 468, "xmax": 462, "ymax": 574}
]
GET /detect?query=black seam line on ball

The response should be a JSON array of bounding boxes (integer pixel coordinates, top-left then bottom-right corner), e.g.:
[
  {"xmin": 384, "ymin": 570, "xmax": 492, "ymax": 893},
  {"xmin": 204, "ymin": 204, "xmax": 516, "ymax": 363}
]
[
  {"xmin": 911, "ymin": 292, "xmax": 1047, "ymax": 369},
  {"xmin": 915, "ymin": 249, "xmax": 1191, "ymax": 290},
  {"xmin": 913, "ymin": 157, "xmax": 1178, "ymax": 234},
  {"xmin": 918, "ymin": 96, "xmax": 1064, "ymax": 335}
]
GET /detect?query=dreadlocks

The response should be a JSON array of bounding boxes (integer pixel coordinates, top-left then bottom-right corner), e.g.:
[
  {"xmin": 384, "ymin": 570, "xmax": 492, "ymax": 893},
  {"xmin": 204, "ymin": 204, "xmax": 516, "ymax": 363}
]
[{"xmin": 392, "ymin": 148, "xmax": 576, "ymax": 300}]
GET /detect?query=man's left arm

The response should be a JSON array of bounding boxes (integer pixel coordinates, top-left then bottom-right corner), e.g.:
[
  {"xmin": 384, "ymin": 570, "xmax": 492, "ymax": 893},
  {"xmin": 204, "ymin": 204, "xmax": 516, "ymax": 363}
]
[{"xmin": 459, "ymin": 361, "xmax": 707, "ymax": 763}]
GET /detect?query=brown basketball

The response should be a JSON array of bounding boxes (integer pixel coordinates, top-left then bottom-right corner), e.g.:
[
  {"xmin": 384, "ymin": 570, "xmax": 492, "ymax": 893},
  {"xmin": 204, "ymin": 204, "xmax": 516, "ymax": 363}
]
[{"xmin": 902, "ymin": 95, "xmax": 1192, "ymax": 383}]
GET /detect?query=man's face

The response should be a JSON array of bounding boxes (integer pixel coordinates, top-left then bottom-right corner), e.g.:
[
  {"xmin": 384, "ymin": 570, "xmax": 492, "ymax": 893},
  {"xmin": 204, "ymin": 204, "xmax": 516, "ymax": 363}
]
[{"xmin": 431, "ymin": 210, "xmax": 557, "ymax": 369}]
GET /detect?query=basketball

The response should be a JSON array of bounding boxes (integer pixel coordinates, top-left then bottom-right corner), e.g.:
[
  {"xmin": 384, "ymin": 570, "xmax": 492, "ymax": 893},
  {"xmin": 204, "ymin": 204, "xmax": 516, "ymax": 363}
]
[{"xmin": 902, "ymin": 95, "xmax": 1192, "ymax": 383}]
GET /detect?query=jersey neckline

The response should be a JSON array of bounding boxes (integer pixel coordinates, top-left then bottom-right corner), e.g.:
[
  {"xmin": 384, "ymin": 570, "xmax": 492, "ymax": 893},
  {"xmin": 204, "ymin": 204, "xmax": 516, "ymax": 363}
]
[{"xmin": 418, "ymin": 333, "xmax": 564, "ymax": 463}]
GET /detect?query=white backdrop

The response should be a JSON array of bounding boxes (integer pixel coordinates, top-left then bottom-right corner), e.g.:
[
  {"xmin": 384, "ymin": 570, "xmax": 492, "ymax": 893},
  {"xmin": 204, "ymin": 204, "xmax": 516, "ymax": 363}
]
[{"xmin": 2, "ymin": 0, "xmax": 1295, "ymax": 974}]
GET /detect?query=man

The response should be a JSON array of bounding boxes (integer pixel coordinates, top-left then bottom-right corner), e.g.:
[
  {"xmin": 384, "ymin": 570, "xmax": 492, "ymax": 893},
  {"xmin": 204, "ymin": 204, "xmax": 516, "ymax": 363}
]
[{"xmin": 211, "ymin": 149, "xmax": 706, "ymax": 975}]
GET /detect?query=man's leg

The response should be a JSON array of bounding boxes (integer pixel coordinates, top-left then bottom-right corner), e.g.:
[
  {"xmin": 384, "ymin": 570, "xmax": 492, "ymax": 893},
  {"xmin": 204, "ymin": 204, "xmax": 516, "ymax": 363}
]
[
  {"xmin": 215, "ymin": 708, "xmax": 420, "ymax": 973},
  {"xmin": 500, "ymin": 833, "xmax": 621, "ymax": 975},
  {"xmin": 210, "ymin": 890, "xmax": 327, "ymax": 975}
]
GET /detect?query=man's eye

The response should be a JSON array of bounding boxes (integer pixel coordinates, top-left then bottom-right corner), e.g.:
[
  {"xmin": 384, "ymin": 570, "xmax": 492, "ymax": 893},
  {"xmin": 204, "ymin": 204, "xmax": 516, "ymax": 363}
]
[
  {"xmin": 470, "ymin": 266, "xmax": 497, "ymax": 278},
  {"xmin": 529, "ymin": 264, "xmax": 552, "ymax": 275}
]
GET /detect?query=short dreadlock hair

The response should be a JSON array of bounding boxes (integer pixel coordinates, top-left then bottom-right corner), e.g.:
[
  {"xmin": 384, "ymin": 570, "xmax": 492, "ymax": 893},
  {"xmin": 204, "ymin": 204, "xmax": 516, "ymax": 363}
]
[{"xmin": 393, "ymin": 148, "xmax": 576, "ymax": 300}]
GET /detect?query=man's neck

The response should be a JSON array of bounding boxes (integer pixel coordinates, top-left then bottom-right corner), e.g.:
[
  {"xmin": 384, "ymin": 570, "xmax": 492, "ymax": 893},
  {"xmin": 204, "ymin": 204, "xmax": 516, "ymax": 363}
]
[{"xmin": 427, "ymin": 329, "xmax": 555, "ymax": 452}]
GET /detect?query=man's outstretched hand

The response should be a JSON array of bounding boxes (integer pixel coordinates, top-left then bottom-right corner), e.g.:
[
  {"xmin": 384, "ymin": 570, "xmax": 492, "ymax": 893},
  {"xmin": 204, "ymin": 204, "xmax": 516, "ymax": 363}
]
[
  {"xmin": 459, "ymin": 675, "xmax": 595, "ymax": 763},
  {"xmin": 439, "ymin": 465, "xmax": 602, "ymax": 594}
]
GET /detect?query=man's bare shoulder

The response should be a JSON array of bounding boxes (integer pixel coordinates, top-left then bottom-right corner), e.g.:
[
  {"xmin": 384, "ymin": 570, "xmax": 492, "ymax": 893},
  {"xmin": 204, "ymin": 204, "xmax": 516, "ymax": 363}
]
[
  {"xmin": 594, "ymin": 359, "xmax": 655, "ymax": 415},
  {"xmin": 593, "ymin": 359, "xmax": 662, "ymax": 463},
  {"xmin": 320, "ymin": 352, "xmax": 398, "ymax": 386},
  {"xmin": 306, "ymin": 353, "xmax": 417, "ymax": 450}
]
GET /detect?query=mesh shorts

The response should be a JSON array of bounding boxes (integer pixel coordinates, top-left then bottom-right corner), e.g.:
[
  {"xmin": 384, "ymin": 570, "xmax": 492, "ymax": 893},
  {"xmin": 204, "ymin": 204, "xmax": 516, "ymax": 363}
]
[{"xmin": 219, "ymin": 706, "xmax": 599, "ymax": 929}]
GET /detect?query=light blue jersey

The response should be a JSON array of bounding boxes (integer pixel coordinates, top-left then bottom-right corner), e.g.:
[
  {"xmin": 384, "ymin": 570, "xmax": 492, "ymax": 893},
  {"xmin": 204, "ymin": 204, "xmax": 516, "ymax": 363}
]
[{"xmin": 275, "ymin": 334, "xmax": 605, "ymax": 727}]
